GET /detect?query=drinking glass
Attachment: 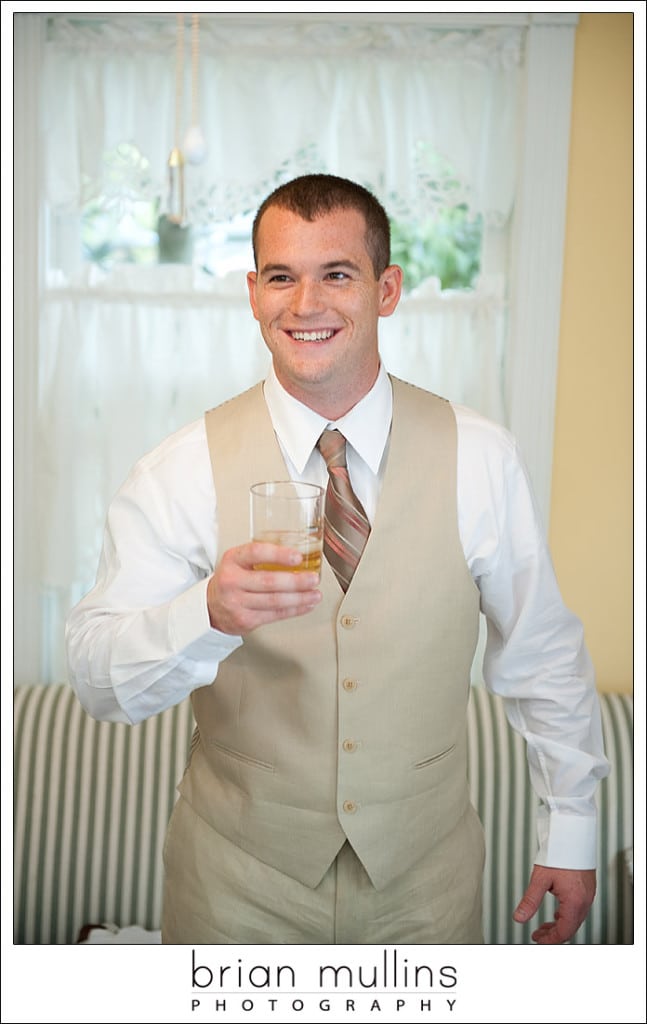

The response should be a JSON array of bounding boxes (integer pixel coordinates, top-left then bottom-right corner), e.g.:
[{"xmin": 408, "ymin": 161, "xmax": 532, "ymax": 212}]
[{"xmin": 250, "ymin": 480, "xmax": 324, "ymax": 576}]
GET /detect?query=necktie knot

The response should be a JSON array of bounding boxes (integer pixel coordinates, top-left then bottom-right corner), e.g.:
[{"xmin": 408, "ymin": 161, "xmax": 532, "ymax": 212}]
[{"xmin": 317, "ymin": 429, "xmax": 347, "ymax": 469}]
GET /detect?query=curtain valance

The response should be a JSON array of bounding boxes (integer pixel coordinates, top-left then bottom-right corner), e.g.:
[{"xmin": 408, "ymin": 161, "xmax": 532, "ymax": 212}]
[{"xmin": 42, "ymin": 16, "xmax": 524, "ymax": 226}]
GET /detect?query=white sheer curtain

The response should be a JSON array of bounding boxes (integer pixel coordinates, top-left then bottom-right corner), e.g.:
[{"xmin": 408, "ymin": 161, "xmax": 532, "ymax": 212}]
[
  {"xmin": 43, "ymin": 17, "xmax": 521, "ymax": 221},
  {"xmin": 37, "ymin": 15, "xmax": 523, "ymax": 682}
]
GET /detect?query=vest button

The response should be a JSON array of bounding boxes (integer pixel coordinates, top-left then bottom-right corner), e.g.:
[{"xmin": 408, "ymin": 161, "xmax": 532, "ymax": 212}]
[
  {"xmin": 340, "ymin": 615, "xmax": 358, "ymax": 629},
  {"xmin": 342, "ymin": 739, "xmax": 357, "ymax": 753},
  {"xmin": 342, "ymin": 678, "xmax": 357, "ymax": 692},
  {"xmin": 342, "ymin": 800, "xmax": 358, "ymax": 814}
]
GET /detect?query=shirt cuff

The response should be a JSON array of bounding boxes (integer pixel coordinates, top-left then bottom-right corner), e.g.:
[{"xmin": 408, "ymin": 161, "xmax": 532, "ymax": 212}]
[
  {"xmin": 535, "ymin": 810, "xmax": 598, "ymax": 870},
  {"xmin": 168, "ymin": 576, "xmax": 243, "ymax": 661}
]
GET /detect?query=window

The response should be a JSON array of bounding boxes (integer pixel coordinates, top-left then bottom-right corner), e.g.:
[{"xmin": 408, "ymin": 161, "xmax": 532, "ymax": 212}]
[
  {"xmin": 57, "ymin": 138, "xmax": 485, "ymax": 295},
  {"xmin": 77, "ymin": 185, "xmax": 484, "ymax": 295}
]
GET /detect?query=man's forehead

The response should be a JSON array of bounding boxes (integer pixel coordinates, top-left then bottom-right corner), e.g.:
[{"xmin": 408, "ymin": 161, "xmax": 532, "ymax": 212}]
[{"xmin": 255, "ymin": 206, "xmax": 370, "ymax": 258}]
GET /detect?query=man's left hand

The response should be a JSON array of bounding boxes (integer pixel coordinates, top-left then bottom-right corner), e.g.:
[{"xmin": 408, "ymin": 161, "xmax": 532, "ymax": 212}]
[{"xmin": 513, "ymin": 865, "xmax": 597, "ymax": 943}]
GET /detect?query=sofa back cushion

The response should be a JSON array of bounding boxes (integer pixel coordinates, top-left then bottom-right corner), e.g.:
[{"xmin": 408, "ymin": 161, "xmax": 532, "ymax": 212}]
[
  {"xmin": 13, "ymin": 684, "xmax": 633, "ymax": 944},
  {"xmin": 14, "ymin": 684, "xmax": 194, "ymax": 944}
]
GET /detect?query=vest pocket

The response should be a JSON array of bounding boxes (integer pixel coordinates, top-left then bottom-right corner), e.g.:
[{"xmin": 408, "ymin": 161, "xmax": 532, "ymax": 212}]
[
  {"xmin": 207, "ymin": 737, "xmax": 275, "ymax": 772},
  {"xmin": 413, "ymin": 743, "xmax": 456, "ymax": 770}
]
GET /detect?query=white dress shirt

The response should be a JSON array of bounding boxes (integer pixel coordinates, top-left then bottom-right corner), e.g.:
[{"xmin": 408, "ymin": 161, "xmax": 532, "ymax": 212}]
[{"xmin": 65, "ymin": 363, "xmax": 609, "ymax": 870}]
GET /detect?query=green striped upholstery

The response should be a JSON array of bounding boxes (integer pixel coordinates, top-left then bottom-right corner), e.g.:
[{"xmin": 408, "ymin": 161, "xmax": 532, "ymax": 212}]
[
  {"xmin": 467, "ymin": 685, "xmax": 634, "ymax": 944},
  {"xmin": 14, "ymin": 684, "xmax": 633, "ymax": 944},
  {"xmin": 13, "ymin": 684, "xmax": 195, "ymax": 944}
]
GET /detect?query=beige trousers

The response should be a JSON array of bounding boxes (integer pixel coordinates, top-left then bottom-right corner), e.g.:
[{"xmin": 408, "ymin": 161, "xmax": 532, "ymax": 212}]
[{"xmin": 162, "ymin": 796, "xmax": 484, "ymax": 945}]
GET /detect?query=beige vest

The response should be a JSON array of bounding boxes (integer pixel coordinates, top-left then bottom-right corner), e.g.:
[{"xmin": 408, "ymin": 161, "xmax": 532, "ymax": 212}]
[{"xmin": 179, "ymin": 376, "xmax": 480, "ymax": 890}]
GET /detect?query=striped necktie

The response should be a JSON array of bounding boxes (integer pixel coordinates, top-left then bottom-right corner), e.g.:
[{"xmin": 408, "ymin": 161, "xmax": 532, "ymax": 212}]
[{"xmin": 317, "ymin": 429, "xmax": 371, "ymax": 592}]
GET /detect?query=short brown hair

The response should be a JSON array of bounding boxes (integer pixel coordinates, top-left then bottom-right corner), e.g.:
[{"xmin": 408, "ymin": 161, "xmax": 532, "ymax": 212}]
[{"xmin": 251, "ymin": 174, "xmax": 391, "ymax": 278}]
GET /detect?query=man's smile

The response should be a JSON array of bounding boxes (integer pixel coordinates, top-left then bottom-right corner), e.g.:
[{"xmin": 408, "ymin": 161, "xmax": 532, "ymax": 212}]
[{"xmin": 289, "ymin": 329, "xmax": 337, "ymax": 342}]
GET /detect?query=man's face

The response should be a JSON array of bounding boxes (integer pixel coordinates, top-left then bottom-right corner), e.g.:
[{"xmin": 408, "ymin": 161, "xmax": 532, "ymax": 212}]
[{"xmin": 247, "ymin": 206, "xmax": 402, "ymax": 418}]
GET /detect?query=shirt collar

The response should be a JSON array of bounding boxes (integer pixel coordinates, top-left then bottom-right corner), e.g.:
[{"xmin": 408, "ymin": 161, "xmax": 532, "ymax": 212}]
[{"xmin": 263, "ymin": 364, "xmax": 393, "ymax": 475}]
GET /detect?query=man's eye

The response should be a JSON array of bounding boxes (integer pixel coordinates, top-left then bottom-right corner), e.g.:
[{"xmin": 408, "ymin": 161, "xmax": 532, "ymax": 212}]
[
  {"xmin": 327, "ymin": 271, "xmax": 348, "ymax": 281},
  {"xmin": 268, "ymin": 274, "xmax": 292, "ymax": 284}
]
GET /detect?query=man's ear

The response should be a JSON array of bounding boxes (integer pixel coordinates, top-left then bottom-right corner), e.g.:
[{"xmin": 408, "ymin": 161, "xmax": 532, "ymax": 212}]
[
  {"xmin": 247, "ymin": 271, "xmax": 259, "ymax": 320},
  {"xmin": 378, "ymin": 264, "xmax": 404, "ymax": 317}
]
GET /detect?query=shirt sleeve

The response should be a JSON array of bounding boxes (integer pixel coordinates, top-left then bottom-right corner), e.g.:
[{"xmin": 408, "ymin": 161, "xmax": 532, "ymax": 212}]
[
  {"xmin": 65, "ymin": 424, "xmax": 242, "ymax": 724},
  {"xmin": 456, "ymin": 407, "xmax": 610, "ymax": 869}
]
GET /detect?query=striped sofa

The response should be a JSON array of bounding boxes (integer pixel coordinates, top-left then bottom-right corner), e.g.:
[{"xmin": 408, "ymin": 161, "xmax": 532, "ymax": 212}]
[{"xmin": 13, "ymin": 683, "xmax": 633, "ymax": 945}]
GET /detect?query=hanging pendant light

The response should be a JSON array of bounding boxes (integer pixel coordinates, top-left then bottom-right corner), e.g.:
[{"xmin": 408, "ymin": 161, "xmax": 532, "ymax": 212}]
[
  {"xmin": 183, "ymin": 14, "xmax": 207, "ymax": 165},
  {"xmin": 159, "ymin": 14, "xmax": 192, "ymax": 263},
  {"xmin": 166, "ymin": 13, "xmax": 186, "ymax": 225}
]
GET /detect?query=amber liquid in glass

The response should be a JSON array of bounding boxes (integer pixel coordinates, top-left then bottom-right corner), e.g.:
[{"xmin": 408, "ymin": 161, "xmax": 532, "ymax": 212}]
[{"xmin": 253, "ymin": 531, "xmax": 322, "ymax": 575}]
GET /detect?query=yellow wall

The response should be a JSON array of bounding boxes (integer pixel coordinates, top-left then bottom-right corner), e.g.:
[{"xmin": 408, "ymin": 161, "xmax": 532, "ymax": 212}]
[{"xmin": 550, "ymin": 13, "xmax": 634, "ymax": 694}]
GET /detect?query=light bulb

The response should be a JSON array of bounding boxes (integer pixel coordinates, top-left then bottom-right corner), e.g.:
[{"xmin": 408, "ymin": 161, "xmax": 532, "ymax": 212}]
[{"xmin": 183, "ymin": 124, "xmax": 207, "ymax": 165}]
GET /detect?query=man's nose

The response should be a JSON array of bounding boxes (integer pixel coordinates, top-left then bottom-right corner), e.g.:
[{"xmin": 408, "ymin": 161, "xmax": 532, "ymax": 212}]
[{"xmin": 290, "ymin": 279, "xmax": 325, "ymax": 315}]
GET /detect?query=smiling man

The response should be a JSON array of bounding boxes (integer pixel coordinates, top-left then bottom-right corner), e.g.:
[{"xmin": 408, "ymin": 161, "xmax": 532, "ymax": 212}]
[
  {"xmin": 66, "ymin": 174, "xmax": 608, "ymax": 945},
  {"xmin": 246, "ymin": 201, "xmax": 401, "ymax": 419}
]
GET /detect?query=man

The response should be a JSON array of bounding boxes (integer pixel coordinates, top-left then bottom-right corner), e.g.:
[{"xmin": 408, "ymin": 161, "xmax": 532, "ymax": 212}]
[{"xmin": 66, "ymin": 173, "xmax": 609, "ymax": 945}]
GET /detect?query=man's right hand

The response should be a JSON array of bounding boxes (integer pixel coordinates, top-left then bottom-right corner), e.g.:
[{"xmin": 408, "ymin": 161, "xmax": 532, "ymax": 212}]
[{"xmin": 206, "ymin": 542, "xmax": 322, "ymax": 635}]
